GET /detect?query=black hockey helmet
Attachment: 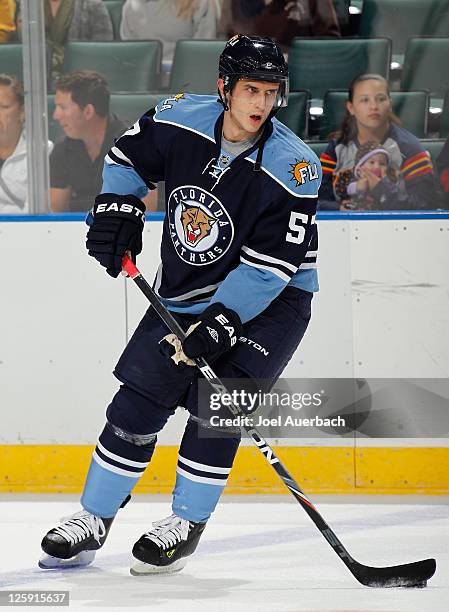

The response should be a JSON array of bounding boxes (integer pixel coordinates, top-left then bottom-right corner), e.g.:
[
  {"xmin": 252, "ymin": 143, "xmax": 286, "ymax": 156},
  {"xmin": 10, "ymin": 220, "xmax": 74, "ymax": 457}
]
[{"xmin": 218, "ymin": 35, "xmax": 289, "ymax": 113}]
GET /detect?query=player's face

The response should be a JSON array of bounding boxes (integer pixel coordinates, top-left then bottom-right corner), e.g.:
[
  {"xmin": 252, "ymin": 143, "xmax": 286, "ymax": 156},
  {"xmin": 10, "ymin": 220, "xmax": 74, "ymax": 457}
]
[
  {"xmin": 363, "ymin": 153, "xmax": 388, "ymax": 178},
  {"xmin": 53, "ymin": 90, "xmax": 88, "ymax": 139},
  {"xmin": 222, "ymin": 79, "xmax": 280, "ymax": 141},
  {"xmin": 347, "ymin": 80, "xmax": 391, "ymax": 133},
  {"xmin": 0, "ymin": 85, "xmax": 24, "ymax": 146}
]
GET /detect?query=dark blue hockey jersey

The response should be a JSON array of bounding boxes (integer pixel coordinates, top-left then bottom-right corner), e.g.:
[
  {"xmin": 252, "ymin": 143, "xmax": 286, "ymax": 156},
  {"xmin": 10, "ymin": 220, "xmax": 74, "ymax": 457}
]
[{"xmin": 102, "ymin": 94, "xmax": 321, "ymax": 323}]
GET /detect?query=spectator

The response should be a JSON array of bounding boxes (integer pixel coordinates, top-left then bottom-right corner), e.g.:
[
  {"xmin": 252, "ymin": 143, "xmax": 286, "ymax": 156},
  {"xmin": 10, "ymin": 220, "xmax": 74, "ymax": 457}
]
[
  {"xmin": 219, "ymin": 0, "xmax": 340, "ymax": 49},
  {"xmin": 0, "ymin": 0, "xmax": 16, "ymax": 42},
  {"xmin": 18, "ymin": 1, "xmax": 113, "ymax": 84},
  {"xmin": 318, "ymin": 74, "xmax": 437, "ymax": 211},
  {"xmin": 120, "ymin": 0, "xmax": 218, "ymax": 63},
  {"xmin": 0, "ymin": 74, "xmax": 53, "ymax": 214},
  {"xmin": 335, "ymin": 140, "xmax": 398, "ymax": 210},
  {"xmin": 436, "ymin": 135, "xmax": 449, "ymax": 208},
  {"xmin": 50, "ymin": 70, "xmax": 127, "ymax": 212}
]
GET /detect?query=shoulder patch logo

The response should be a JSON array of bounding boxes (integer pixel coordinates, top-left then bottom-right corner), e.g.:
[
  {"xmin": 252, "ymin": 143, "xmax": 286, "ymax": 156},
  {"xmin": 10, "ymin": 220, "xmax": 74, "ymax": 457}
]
[
  {"xmin": 168, "ymin": 185, "xmax": 234, "ymax": 266},
  {"xmin": 289, "ymin": 159, "xmax": 319, "ymax": 187},
  {"xmin": 160, "ymin": 92, "xmax": 185, "ymax": 112}
]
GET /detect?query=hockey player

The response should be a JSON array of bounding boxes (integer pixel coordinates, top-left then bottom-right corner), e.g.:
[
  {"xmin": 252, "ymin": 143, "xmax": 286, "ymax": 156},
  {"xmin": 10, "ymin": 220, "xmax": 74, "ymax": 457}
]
[{"xmin": 39, "ymin": 35, "xmax": 321, "ymax": 575}]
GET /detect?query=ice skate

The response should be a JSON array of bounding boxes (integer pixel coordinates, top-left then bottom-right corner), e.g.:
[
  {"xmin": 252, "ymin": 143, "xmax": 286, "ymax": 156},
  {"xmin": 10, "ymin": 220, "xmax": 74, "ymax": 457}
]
[
  {"xmin": 39, "ymin": 509, "xmax": 113, "ymax": 569},
  {"xmin": 130, "ymin": 513, "xmax": 206, "ymax": 575}
]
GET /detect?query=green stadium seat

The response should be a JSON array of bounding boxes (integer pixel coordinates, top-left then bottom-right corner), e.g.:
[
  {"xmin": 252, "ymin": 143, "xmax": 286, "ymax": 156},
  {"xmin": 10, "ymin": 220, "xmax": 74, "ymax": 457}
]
[
  {"xmin": 276, "ymin": 91, "xmax": 310, "ymax": 139},
  {"xmin": 319, "ymin": 89, "xmax": 430, "ymax": 140},
  {"xmin": 0, "ymin": 44, "xmax": 23, "ymax": 80},
  {"xmin": 169, "ymin": 40, "xmax": 226, "ymax": 94},
  {"xmin": 439, "ymin": 92, "xmax": 449, "ymax": 138},
  {"xmin": 305, "ymin": 141, "xmax": 328, "ymax": 160},
  {"xmin": 61, "ymin": 41, "xmax": 162, "ymax": 92},
  {"xmin": 401, "ymin": 37, "xmax": 449, "ymax": 98},
  {"xmin": 104, "ymin": 0, "xmax": 125, "ymax": 40},
  {"xmin": 288, "ymin": 38, "xmax": 391, "ymax": 102},
  {"xmin": 110, "ymin": 93, "xmax": 167, "ymax": 124},
  {"xmin": 420, "ymin": 139, "xmax": 445, "ymax": 168},
  {"xmin": 359, "ymin": 0, "xmax": 449, "ymax": 66}
]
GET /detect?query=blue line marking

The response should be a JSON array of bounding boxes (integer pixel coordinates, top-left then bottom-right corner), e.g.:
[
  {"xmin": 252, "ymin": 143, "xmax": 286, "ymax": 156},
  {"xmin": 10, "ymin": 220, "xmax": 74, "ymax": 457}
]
[
  {"xmin": 0, "ymin": 212, "xmax": 166, "ymax": 222},
  {"xmin": 1, "ymin": 211, "xmax": 448, "ymax": 223}
]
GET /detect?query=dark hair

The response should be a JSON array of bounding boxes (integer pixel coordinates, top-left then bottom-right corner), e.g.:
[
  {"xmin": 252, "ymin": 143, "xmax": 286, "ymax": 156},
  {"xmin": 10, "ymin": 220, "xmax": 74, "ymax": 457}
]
[
  {"xmin": 0, "ymin": 73, "xmax": 24, "ymax": 107},
  {"xmin": 55, "ymin": 70, "xmax": 110, "ymax": 117},
  {"xmin": 333, "ymin": 73, "xmax": 401, "ymax": 145}
]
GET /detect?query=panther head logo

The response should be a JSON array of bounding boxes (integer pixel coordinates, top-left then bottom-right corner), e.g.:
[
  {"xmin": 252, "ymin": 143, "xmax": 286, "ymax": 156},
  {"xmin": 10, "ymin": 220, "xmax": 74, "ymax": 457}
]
[{"xmin": 181, "ymin": 202, "xmax": 217, "ymax": 247}]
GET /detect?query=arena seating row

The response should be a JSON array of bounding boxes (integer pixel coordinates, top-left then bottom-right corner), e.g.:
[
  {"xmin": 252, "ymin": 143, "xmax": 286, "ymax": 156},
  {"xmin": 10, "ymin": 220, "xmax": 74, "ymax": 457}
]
[
  {"xmin": 2, "ymin": 37, "xmax": 448, "ymax": 101},
  {"xmin": 101, "ymin": 1, "xmax": 449, "ymax": 48}
]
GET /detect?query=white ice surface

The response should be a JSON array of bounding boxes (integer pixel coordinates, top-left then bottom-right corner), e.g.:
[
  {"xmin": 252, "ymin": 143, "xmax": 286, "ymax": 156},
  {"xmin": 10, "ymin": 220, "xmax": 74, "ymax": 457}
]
[{"xmin": 0, "ymin": 497, "xmax": 448, "ymax": 611}]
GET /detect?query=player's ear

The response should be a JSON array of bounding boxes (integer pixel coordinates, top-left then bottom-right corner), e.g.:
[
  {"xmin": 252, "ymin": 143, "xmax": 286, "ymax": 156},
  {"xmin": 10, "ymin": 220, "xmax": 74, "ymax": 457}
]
[
  {"xmin": 346, "ymin": 100, "xmax": 354, "ymax": 116},
  {"xmin": 217, "ymin": 78, "xmax": 225, "ymax": 98}
]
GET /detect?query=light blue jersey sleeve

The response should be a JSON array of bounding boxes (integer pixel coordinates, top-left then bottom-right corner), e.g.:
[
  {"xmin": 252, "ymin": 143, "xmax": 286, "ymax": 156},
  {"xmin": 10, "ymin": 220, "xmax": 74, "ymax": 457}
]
[
  {"xmin": 210, "ymin": 263, "xmax": 286, "ymax": 323},
  {"xmin": 101, "ymin": 162, "xmax": 149, "ymax": 198}
]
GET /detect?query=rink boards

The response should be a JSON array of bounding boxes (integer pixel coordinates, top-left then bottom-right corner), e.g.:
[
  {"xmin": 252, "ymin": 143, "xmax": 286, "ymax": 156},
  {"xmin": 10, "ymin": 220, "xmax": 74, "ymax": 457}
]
[{"xmin": 0, "ymin": 213, "xmax": 448, "ymax": 494}]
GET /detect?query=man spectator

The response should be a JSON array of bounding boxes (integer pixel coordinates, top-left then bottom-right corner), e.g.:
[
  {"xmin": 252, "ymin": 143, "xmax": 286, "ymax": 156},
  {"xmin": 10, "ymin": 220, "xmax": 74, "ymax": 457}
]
[
  {"xmin": 219, "ymin": 0, "xmax": 340, "ymax": 49},
  {"xmin": 50, "ymin": 70, "xmax": 127, "ymax": 212}
]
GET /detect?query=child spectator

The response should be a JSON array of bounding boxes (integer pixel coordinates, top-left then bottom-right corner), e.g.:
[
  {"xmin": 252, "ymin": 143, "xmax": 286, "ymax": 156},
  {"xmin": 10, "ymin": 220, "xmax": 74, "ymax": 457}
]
[
  {"xmin": 318, "ymin": 74, "xmax": 437, "ymax": 211},
  {"xmin": 335, "ymin": 141, "xmax": 397, "ymax": 210},
  {"xmin": 120, "ymin": 0, "xmax": 218, "ymax": 64}
]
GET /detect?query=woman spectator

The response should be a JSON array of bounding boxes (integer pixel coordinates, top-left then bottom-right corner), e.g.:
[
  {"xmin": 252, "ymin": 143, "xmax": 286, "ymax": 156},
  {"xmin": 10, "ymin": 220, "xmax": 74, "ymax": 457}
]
[
  {"xmin": 120, "ymin": 0, "xmax": 218, "ymax": 64},
  {"xmin": 318, "ymin": 74, "xmax": 437, "ymax": 211},
  {"xmin": 18, "ymin": 1, "xmax": 113, "ymax": 84},
  {"xmin": 0, "ymin": 74, "xmax": 53, "ymax": 214},
  {"xmin": 436, "ymin": 135, "xmax": 449, "ymax": 208}
]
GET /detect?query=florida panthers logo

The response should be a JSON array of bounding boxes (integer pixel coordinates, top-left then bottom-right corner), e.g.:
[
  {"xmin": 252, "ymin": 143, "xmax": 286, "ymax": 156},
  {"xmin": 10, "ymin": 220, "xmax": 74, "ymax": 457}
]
[
  {"xmin": 181, "ymin": 202, "xmax": 217, "ymax": 247},
  {"xmin": 168, "ymin": 185, "xmax": 234, "ymax": 266}
]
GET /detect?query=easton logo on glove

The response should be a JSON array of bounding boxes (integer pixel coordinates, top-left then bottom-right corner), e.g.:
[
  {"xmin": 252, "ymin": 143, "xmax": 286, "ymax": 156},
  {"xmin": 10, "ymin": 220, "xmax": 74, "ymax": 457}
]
[
  {"xmin": 182, "ymin": 303, "xmax": 243, "ymax": 363},
  {"xmin": 95, "ymin": 201, "xmax": 146, "ymax": 222}
]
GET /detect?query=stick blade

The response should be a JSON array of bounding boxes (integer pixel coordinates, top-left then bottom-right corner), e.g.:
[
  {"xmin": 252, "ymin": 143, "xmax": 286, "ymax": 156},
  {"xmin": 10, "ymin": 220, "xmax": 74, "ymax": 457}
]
[{"xmin": 353, "ymin": 557, "xmax": 436, "ymax": 588}]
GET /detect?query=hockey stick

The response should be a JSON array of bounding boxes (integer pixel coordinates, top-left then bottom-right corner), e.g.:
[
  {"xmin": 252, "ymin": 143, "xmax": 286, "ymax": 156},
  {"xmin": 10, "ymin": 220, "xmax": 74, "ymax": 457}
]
[{"xmin": 122, "ymin": 254, "xmax": 436, "ymax": 588}]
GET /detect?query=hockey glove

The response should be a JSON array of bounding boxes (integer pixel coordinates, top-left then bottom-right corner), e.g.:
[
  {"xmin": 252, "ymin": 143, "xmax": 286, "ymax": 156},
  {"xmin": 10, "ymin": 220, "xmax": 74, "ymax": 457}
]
[
  {"xmin": 181, "ymin": 303, "xmax": 243, "ymax": 363},
  {"xmin": 86, "ymin": 194, "xmax": 146, "ymax": 278}
]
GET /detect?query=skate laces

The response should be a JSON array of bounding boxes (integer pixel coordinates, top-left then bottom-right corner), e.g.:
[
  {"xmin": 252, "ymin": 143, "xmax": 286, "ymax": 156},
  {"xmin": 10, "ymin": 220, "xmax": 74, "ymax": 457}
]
[
  {"xmin": 53, "ymin": 510, "xmax": 106, "ymax": 545},
  {"xmin": 144, "ymin": 513, "xmax": 190, "ymax": 550}
]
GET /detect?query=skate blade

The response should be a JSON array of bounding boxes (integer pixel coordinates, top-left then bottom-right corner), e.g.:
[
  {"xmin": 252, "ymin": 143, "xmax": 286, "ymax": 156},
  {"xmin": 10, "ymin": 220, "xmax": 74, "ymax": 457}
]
[
  {"xmin": 130, "ymin": 558, "xmax": 187, "ymax": 576},
  {"xmin": 38, "ymin": 550, "xmax": 96, "ymax": 569}
]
